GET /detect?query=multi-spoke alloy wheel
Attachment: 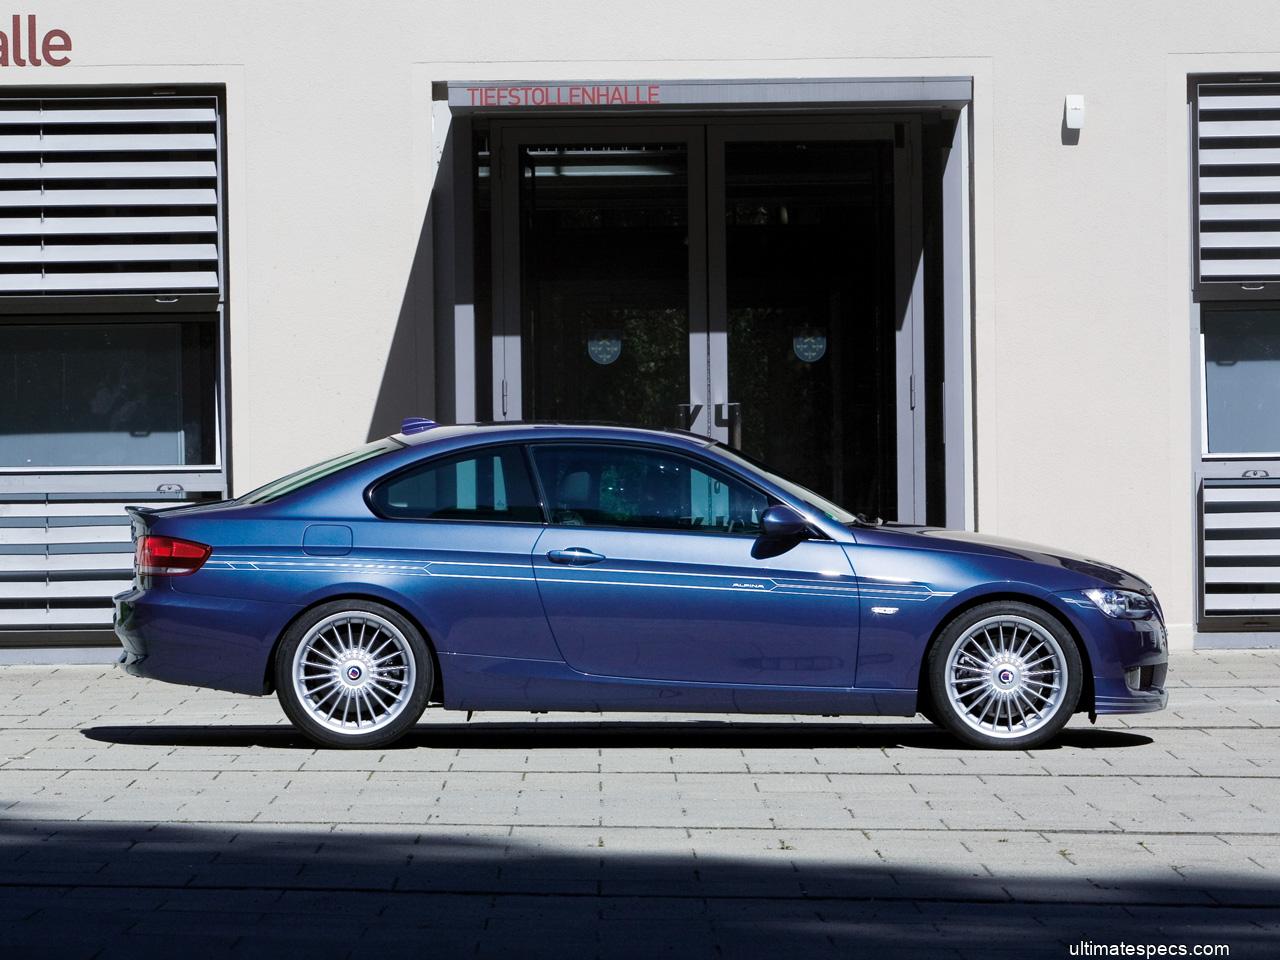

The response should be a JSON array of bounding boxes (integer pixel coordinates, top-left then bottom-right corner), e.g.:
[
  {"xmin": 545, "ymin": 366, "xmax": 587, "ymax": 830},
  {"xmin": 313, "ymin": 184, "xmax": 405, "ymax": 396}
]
[
  {"xmin": 275, "ymin": 601, "xmax": 432, "ymax": 748},
  {"xmin": 293, "ymin": 612, "xmax": 416, "ymax": 733},
  {"xmin": 927, "ymin": 602, "xmax": 1082, "ymax": 749},
  {"xmin": 944, "ymin": 615, "xmax": 1066, "ymax": 738}
]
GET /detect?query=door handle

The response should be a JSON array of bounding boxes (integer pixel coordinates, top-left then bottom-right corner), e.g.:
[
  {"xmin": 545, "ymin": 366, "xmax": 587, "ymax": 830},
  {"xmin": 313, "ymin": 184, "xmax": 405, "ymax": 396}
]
[
  {"xmin": 676, "ymin": 402, "xmax": 703, "ymax": 431},
  {"xmin": 547, "ymin": 547, "xmax": 606, "ymax": 566},
  {"xmin": 714, "ymin": 402, "xmax": 742, "ymax": 449}
]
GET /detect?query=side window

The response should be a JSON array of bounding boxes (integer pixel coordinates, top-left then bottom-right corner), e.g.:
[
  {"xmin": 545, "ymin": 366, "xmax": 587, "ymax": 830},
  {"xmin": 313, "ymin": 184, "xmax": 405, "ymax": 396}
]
[
  {"xmin": 1202, "ymin": 306, "xmax": 1280, "ymax": 455},
  {"xmin": 370, "ymin": 446, "xmax": 542, "ymax": 523},
  {"xmin": 530, "ymin": 444, "xmax": 768, "ymax": 535}
]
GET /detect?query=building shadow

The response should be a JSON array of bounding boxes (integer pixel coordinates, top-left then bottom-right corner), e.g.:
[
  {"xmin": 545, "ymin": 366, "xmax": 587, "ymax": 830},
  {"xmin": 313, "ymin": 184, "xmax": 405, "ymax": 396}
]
[
  {"xmin": 366, "ymin": 109, "xmax": 458, "ymax": 442},
  {"xmin": 365, "ymin": 191, "xmax": 437, "ymax": 441},
  {"xmin": 81, "ymin": 719, "xmax": 1154, "ymax": 752},
  {"xmin": 0, "ymin": 815, "xmax": 1272, "ymax": 959}
]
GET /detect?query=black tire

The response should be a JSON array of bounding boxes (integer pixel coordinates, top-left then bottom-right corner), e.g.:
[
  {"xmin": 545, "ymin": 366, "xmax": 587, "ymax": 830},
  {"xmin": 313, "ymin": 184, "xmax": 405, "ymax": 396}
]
[
  {"xmin": 274, "ymin": 599, "xmax": 433, "ymax": 749},
  {"xmin": 926, "ymin": 601, "xmax": 1083, "ymax": 750}
]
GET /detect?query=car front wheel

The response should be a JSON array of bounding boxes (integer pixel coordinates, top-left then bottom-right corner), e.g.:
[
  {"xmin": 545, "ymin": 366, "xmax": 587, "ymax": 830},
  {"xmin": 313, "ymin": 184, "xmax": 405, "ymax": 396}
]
[
  {"xmin": 275, "ymin": 600, "xmax": 433, "ymax": 749},
  {"xmin": 927, "ymin": 601, "xmax": 1082, "ymax": 749}
]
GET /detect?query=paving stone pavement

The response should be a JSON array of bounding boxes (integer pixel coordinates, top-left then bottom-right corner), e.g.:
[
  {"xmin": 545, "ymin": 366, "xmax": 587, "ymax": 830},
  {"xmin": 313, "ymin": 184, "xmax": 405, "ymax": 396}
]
[{"xmin": 0, "ymin": 651, "xmax": 1277, "ymax": 958}]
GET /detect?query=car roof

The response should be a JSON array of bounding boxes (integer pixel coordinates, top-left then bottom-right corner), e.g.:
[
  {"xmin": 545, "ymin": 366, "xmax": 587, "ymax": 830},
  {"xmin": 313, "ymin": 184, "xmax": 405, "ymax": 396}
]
[{"xmin": 393, "ymin": 421, "xmax": 715, "ymax": 448}]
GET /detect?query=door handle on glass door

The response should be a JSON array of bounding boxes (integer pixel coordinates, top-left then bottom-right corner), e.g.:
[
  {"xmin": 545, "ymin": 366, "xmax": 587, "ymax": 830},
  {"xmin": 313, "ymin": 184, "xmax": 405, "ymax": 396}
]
[
  {"xmin": 547, "ymin": 547, "xmax": 606, "ymax": 566},
  {"xmin": 714, "ymin": 402, "xmax": 742, "ymax": 450},
  {"xmin": 676, "ymin": 402, "xmax": 703, "ymax": 431}
]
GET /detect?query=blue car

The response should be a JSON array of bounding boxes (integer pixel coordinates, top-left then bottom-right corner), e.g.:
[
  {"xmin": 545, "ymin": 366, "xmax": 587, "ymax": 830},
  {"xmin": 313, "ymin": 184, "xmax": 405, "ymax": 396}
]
[{"xmin": 114, "ymin": 422, "xmax": 1168, "ymax": 749}]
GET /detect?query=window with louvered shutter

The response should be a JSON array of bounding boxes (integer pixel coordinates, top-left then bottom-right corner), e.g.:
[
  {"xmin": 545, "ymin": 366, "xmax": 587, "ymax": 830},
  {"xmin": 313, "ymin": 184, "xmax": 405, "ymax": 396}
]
[
  {"xmin": 1193, "ymin": 76, "xmax": 1280, "ymax": 298},
  {"xmin": 1200, "ymin": 480, "xmax": 1280, "ymax": 626},
  {"xmin": 0, "ymin": 94, "xmax": 221, "ymax": 297},
  {"xmin": 1193, "ymin": 76, "xmax": 1280, "ymax": 633},
  {"xmin": 0, "ymin": 91, "xmax": 227, "ymax": 646}
]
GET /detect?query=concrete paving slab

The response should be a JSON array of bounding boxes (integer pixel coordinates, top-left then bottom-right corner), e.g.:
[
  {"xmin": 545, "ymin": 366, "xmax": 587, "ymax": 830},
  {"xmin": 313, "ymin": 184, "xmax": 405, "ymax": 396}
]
[{"xmin": 0, "ymin": 652, "xmax": 1278, "ymax": 957}]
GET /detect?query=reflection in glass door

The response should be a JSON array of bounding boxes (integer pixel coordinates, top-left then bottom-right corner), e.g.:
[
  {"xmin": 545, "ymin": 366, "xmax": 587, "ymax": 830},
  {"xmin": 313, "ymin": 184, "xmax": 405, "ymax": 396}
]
[
  {"xmin": 708, "ymin": 124, "xmax": 916, "ymax": 521},
  {"xmin": 494, "ymin": 127, "xmax": 705, "ymax": 428}
]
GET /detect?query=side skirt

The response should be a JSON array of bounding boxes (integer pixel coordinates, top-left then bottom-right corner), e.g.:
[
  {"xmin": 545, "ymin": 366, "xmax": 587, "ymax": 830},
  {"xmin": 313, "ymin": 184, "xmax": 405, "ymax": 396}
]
[{"xmin": 439, "ymin": 652, "xmax": 917, "ymax": 716}]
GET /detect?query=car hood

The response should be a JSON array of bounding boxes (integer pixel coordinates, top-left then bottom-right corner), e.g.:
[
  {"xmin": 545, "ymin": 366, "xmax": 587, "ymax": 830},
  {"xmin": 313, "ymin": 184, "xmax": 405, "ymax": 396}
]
[{"xmin": 872, "ymin": 526, "xmax": 1151, "ymax": 592}]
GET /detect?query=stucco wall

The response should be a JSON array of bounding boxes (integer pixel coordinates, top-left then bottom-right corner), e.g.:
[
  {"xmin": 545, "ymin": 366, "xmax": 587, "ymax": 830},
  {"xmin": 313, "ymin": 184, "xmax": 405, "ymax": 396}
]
[{"xmin": 14, "ymin": 1, "xmax": 1280, "ymax": 648}]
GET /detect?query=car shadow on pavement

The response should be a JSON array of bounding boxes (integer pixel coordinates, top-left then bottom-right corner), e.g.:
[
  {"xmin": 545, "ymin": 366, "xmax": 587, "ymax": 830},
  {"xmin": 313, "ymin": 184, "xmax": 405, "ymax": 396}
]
[
  {"xmin": 0, "ymin": 816, "xmax": 1272, "ymax": 959},
  {"xmin": 81, "ymin": 720, "xmax": 1153, "ymax": 752}
]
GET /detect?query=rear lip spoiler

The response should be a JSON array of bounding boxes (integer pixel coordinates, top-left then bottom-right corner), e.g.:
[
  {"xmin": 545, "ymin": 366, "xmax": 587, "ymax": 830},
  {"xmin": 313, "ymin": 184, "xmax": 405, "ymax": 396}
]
[{"xmin": 126, "ymin": 502, "xmax": 190, "ymax": 519}]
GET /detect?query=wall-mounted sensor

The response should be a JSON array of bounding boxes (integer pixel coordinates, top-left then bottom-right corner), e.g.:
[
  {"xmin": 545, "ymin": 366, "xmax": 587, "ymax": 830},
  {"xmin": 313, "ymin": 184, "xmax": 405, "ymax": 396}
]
[{"xmin": 1064, "ymin": 95, "xmax": 1085, "ymax": 130}]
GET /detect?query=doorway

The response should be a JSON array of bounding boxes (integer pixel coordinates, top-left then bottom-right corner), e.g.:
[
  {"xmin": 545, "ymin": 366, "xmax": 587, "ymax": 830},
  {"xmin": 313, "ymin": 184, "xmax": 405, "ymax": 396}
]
[{"xmin": 480, "ymin": 118, "xmax": 926, "ymax": 522}]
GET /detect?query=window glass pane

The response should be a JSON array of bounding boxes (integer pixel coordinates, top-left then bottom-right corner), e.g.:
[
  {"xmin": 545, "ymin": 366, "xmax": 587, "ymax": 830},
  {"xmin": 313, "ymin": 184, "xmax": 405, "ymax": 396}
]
[
  {"xmin": 0, "ymin": 321, "xmax": 217, "ymax": 467},
  {"xmin": 239, "ymin": 438, "xmax": 401, "ymax": 505},
  {"xmin": 371, "ymin": 446, "xmax": 541, "ymax": 523},
  {"xmin": 531, "ymin": 444, "xmax": 768, "ymax": 535},
  {"xmin": 1204, "ymin": 309, "xmax": 1280, "ymax": 454},
  {"xmin": 519, "ymin": 142, "xmax": 689, "ymax": 427},
  {"xmin": 723, "ymin": 138, "xmax": 897, "ymax": 517}
]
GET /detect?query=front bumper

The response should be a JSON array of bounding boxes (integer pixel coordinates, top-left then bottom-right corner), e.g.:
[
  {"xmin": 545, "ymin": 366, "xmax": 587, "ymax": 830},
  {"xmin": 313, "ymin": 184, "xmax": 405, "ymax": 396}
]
[
  {"xmin": 1094, "ymin": 654, "xmax": 1168, "ymax": 714},
  {"xmin": 1094, "ymin": 686, "xmax": 1167, "ymax": 714},
  {"xmin": 115, "ymin": 585, "xmax": 301, "ymax": 696},
  {"xmin": 1057, "ymin": 592, "xmax": 1169, "ymax": 716}
]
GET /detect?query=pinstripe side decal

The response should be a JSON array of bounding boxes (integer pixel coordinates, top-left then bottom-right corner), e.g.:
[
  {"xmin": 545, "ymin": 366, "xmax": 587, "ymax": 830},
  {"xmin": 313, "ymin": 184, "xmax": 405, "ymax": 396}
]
[{"xmin": 203, "ymin": 555, "xmax": 953, "ymax": 601}]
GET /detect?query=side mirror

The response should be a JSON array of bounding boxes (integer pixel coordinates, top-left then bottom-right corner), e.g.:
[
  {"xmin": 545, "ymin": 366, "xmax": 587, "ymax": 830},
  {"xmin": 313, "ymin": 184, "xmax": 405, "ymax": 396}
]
[{"xmin": 761, "ymin": 504, "xmax": 808, "ymax": 539}]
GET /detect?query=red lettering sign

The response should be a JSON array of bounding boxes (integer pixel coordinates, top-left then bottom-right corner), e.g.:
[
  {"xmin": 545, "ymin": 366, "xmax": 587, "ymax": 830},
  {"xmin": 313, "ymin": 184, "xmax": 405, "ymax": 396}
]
[
  {"xmin": 0, "ymin": 15, "xmax": 71, "ymax": 66},
  {"xmin": 466, "ymin": 84, "xmax": 662, "ymax": 107}
]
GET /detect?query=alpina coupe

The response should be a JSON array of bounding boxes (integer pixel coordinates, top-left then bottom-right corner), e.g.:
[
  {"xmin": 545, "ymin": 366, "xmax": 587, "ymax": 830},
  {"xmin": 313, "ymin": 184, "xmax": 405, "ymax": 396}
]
[{"xmin": 115, "ymin": 422, "xmax": 1168, "ymax": 749}]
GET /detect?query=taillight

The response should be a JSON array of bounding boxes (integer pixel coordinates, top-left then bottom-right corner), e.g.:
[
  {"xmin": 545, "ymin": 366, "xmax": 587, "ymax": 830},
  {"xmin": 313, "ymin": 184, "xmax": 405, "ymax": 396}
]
[{"xmin": 136, "ymin": 535, "xmax": 212, "ymax": 576}]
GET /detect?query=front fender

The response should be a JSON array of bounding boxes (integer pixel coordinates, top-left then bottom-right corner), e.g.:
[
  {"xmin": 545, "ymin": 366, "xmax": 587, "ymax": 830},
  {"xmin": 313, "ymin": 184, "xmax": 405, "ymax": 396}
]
[{"xmin": 855, "ymin": 577, "xmax": 1081, "ymax": 691}]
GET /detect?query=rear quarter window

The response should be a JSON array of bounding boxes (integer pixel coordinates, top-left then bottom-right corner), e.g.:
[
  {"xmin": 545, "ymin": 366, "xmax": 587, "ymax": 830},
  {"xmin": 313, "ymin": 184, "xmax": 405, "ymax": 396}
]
[{"xmin": 369, "ymin": 446, "xmax": 542, "ymax": 523}]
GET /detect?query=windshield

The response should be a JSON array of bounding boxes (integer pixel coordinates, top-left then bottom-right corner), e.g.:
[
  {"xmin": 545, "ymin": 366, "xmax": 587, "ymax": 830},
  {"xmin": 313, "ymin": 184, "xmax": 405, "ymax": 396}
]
[
  {"xmin": 238, "ymin": 438, "xmax": 403, "ymax": 505},
  {"xmin": 710, "ymin": 444, "xmax": 859, "ymax": 525}
]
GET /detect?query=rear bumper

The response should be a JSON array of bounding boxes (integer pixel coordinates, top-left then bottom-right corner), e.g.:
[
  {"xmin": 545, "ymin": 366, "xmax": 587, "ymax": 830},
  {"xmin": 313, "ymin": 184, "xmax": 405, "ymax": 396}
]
[{"xmin": 114, "ymin": 585, "xmax": 301, "ymax": 696}]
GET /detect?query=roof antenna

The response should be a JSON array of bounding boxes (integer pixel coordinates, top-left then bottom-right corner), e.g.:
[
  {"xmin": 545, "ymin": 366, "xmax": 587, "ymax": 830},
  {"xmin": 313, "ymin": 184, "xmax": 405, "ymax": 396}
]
[{"xmin": 401, "ymin": 417, "xmax": 438, "ymax": 435}]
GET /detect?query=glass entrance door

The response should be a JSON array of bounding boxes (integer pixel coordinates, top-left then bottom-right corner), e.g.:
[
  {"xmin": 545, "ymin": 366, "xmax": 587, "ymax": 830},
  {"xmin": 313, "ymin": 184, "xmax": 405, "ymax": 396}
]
[
  {"xmin": 492, "ymin": 126, "xmax": 705, "ymax": 427},
  {"xmin": 488, "ymin": 120, "xmax": 923, "ymax": 522},
  {"xmin": 707, "ymin": 122, "xmax": 920, "ymax": 522}
]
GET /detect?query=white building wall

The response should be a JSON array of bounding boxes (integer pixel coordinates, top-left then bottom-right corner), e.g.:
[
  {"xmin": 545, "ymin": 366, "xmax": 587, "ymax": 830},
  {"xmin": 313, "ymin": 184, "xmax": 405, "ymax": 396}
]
[{"xmin": 16, "ymin": 0, "xmax": 1280, "ymax": 649}]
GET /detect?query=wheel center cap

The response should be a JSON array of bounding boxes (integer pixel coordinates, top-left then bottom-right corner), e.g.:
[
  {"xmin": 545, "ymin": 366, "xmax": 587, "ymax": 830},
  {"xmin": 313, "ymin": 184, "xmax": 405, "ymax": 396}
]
[
  {"xmin": 994, "ymin": 665, "xmax": 1018, "ymax": 688},
  {"xmin": 340, "ymin": 660, "xmax": 367, "ymax": 686}
]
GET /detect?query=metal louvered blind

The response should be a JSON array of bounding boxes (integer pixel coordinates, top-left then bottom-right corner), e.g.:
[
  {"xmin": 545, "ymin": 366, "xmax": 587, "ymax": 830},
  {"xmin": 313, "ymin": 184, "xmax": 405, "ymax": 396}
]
[
  {"xmin": 1195, "ymin": 79, "xmax": 1280, "ymax": 296},
  {"xmin": 1201, "ymin": 480, "xmax": 1280, "ymax": 625},
  {"xmin": 0, "ymin": 95, "xmax": 221, "ymax": 296},
  {"xmin": 0, "ymin": 494, "xmax": 215, "ymax": 637}
]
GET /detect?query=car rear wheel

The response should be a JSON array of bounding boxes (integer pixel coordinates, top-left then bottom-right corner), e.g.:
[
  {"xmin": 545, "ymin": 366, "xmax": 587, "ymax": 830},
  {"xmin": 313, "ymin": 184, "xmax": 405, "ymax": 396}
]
[
  {"xmin": 275, "ymin": 600, "xmax": 433, "ymax": 749},
  {"xmin": 927, "ymin": 601, "xmax": 1082, "ymax": 749}
]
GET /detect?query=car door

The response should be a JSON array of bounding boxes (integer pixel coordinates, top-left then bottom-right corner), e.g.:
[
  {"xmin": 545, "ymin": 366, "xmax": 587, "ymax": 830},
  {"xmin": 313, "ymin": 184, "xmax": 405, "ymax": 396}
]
[{"xmin": 527, "ymin": 442, "xmax": 859, "ymax": 687}]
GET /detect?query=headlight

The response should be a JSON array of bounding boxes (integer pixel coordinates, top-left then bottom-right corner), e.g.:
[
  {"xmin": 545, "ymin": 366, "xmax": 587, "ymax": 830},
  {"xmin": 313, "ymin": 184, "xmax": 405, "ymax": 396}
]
[{"xmin": 1084, "ymin": 588, "xmax": 1154, "ymax": 620}]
